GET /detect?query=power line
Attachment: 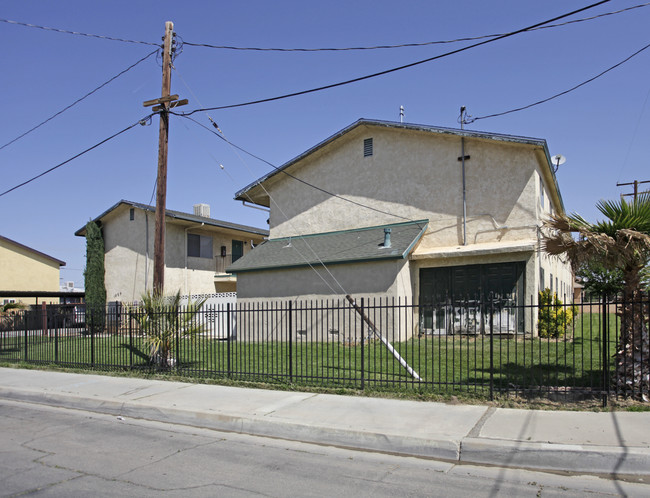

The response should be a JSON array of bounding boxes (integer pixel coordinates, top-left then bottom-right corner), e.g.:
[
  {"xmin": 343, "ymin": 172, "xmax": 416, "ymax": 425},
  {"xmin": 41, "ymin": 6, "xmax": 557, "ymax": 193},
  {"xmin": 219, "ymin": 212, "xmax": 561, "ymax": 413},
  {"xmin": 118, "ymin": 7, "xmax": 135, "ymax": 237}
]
[
  {"xmin": 0, "ymin": 18, "xmax": 159, "ymax": 46},
  {"xmin": 467, "ymin": 41, "xmax": 650, "ymax": 123},
  {"xmin": 174, "ymin": 86, "xmax": 350, "ymax": 294},
  {"xmin": 0, "ymin": 49, "xmax": 158, "ymax": 152},
  {"xmin": 0, "ymin": 115, "xmax": 153, "ymax": 198},
  {"xmin": 179, "ymin": 0, "xmax": 611, "ymax": 115},
  {"xmin": 183, "ymin": 2, "xmax": 647, "ymax": 52},
  {"xmin": 179, "ymin": 113, "xmax": 419, "ymax": 224}
]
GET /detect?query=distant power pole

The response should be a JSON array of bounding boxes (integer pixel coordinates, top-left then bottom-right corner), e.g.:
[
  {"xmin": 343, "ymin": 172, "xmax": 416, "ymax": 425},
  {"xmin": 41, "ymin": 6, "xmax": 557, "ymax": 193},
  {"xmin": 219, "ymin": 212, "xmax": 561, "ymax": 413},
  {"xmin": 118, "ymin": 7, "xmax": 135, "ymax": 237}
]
[
  {"xmin": 142, "ymin": 21, "xmax": 187, "ymax": 295},
  {"xmin": 617, "ymin": 179, "xmax": 650, "ymax": 202}
]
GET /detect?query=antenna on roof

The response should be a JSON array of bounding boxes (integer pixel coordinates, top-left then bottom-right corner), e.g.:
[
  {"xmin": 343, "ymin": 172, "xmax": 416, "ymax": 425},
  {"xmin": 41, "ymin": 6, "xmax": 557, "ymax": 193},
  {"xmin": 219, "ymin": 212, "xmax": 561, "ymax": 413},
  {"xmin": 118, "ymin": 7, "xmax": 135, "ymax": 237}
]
[{"xmin": 400, "ymin": 105, "xmax": 404, "ymax": 123}]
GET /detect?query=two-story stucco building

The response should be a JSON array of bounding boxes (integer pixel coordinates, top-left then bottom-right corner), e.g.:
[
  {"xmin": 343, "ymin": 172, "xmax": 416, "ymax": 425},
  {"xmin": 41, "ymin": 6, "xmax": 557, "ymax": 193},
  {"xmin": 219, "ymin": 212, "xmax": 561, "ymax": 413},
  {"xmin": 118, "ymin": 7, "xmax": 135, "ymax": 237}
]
[
  {"xmin": 75, "ymin": 200, "xmax": 269, "ymax": 302},
  {"xmin": 0, "ymin": 235, "xmax": 66, "ymax": 305},
  {"xmin": 228, "ymin": 119, "xmax": 572, "ymax": 333}
]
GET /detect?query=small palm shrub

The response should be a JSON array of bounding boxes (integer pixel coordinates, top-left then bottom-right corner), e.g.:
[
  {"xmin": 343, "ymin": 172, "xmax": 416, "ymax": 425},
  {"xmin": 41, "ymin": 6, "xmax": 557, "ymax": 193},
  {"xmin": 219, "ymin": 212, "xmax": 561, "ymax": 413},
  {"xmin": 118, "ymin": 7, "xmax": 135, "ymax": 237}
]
[
  {"xmin": 538, "ymin": 288, "xmax": 576, "ymax": 338},
  {"xmin": 134, "ymin": 290, "xmax": 206, "ymax": 369}
]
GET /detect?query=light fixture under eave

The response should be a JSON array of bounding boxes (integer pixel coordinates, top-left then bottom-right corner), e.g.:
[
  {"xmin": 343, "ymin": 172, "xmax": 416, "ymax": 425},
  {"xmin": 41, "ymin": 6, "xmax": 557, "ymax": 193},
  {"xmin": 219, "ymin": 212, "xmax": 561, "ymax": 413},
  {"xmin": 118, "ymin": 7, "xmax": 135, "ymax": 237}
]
[{"xmin": 551, "ymin": 154, "xmax": 566, "ymax": 173}]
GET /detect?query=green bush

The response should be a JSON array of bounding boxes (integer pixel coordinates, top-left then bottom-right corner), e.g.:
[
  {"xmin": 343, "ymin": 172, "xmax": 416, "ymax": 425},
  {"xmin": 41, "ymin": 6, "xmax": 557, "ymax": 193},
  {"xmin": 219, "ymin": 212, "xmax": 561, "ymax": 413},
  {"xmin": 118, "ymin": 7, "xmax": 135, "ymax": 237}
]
[
  {"xmin": 538, "ymin": 288, "xmax": 576, "ymax": 338},
  {"xmin": 84, "ymin": 220, "xmax": 106, "ymax": 334}
]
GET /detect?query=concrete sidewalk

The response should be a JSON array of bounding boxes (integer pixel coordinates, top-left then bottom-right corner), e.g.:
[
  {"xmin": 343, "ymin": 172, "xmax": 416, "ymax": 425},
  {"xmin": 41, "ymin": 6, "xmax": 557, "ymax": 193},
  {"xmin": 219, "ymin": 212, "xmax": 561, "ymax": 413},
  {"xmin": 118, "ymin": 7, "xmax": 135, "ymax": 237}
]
[{"xmin": 1, "ymin": 367, "xmax": 648, "ymax": 477}]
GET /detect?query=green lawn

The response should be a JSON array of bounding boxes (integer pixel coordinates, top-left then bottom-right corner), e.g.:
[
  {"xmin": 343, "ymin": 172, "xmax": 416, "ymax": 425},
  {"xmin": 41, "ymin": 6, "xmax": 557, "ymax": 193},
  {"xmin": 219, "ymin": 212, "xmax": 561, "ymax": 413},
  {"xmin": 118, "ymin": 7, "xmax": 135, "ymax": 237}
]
[{"xmin": 0, "ymin": 313, "xmax": 619, "ymax": 395}]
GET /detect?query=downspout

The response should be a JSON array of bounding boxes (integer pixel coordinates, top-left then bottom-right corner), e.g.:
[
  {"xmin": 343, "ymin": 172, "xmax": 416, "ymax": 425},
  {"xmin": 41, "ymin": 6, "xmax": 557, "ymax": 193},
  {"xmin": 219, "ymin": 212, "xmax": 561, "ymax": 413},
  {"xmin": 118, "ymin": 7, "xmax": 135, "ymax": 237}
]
[
  {"xmin": 184, "ymin": 223, "xmax": 204, "ymax": 294},
  {"xmin": 459, "ymin": 106, "xmax": 468, "ymax": 246},
  {"xmin": 144, "ymin": 211, "xmax": 149, "ymax": 292},
  {"xmin": 461, "ymin": 136, "xmax": 467, "ymax": 246}
]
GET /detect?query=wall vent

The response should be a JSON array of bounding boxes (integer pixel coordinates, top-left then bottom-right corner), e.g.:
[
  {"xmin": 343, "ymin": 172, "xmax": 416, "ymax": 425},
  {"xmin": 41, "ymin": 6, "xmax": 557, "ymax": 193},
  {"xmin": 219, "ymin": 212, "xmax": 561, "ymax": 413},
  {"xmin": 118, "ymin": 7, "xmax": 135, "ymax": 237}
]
[
  {"xmin": 193, "ymin": 203, "xmax": 210, "ymax": 218},
  {"xmin": 363, "ymin": 138, "xmax": 373, "ymax": 157}
]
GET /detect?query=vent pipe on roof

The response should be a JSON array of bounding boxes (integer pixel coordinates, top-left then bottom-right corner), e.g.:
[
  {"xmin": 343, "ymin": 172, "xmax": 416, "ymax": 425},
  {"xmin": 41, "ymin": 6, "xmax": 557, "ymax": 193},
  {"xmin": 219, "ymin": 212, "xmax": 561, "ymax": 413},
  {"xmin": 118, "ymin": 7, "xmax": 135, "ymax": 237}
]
[{"xmin": 383, "ymin": 228, "xmax": 392, "ymax": 248}]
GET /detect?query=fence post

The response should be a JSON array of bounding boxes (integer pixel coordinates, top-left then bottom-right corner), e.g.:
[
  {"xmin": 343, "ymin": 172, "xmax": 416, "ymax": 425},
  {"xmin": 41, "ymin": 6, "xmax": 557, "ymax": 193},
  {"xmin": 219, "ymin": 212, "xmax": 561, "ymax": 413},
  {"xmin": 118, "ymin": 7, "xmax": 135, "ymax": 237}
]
[
  {"xmin": 288, "ymin": 301, "xmax": 293, "ymax": 383},
  {"xmin": 227, "ymin": 303, "xmax": 232, "ymax": 378},
  {"xmin": 175, "ymin": 306, "xmax": 181, "ymax": 372},
  {"xmin": 23, "ymin": 309, "xmax": 28, "ymax": 361},
  {"xmin": 602, "ymin": 295, "xmax": 609, "ymax": 408},
  {"xmin": 360, "ymin": 298, "xmax": 365, "ymax": 390},
  {"xmin": 90, "ymin": 306, "xmax": 95, "ymax": 367},
  {"xmin": 54, "ymin": 314, "xmax": 59, "ymax": 364},
  {"xmin": 129, "ymin": 309, "xmax": 133, "ymax": 369},
  {"xmin": 489, "ymin": 295, "xmax": 494, "ymax": 401}
]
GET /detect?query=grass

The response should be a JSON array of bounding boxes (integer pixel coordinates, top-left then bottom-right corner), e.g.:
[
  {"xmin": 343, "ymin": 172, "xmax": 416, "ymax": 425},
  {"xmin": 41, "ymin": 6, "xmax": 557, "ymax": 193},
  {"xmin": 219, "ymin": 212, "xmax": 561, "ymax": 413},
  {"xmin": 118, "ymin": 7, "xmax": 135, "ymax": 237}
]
[{"xmin": 0, "ymin": 313, "xmax": 621, "ymax": 400}]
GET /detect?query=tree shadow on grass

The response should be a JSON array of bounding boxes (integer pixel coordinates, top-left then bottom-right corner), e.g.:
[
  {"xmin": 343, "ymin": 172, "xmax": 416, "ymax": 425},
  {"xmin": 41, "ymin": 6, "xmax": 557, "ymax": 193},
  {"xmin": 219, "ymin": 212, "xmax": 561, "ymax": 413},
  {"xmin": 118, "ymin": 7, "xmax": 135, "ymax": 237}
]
[{"xmin": 467, "ymin": 362, "xmax": 608, "ymax": 393}]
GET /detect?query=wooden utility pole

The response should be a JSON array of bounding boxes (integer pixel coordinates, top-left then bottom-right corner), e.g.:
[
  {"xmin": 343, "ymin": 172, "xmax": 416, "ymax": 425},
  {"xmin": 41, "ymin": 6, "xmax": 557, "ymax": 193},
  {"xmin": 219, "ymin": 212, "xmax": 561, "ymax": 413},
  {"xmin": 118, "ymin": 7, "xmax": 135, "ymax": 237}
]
[
  {"xmin": 617, "ymin": 180, "xmax": 650, "ymax": 202},
  {"xmin": 153, "ymin": 21, "xmax": 173, "ymax": 295},
  {"xmin": 142, "ymin": 22, "xmax": 188, "ymax": 295}
]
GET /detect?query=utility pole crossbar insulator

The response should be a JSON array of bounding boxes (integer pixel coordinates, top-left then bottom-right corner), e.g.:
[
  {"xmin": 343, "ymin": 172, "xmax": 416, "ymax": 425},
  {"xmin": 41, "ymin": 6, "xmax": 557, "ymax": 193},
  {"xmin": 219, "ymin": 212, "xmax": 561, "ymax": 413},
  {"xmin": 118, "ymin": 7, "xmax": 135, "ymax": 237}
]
[
  {"xmin": 143, "ymin": 94, "xmax": 180, "ymax": 107},
  {"xmin": 152, "ymin": 99, "xmax": 188, "ymax": 112}
]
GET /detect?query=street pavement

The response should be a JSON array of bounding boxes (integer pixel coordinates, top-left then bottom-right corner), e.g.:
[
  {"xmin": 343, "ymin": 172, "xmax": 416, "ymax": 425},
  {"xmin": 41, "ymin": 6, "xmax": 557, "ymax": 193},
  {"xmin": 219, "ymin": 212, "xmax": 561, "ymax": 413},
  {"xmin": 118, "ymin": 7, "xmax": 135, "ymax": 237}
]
[{"xmin": 0, "ymin": 367, "xmax": 648, "ymax": 478}]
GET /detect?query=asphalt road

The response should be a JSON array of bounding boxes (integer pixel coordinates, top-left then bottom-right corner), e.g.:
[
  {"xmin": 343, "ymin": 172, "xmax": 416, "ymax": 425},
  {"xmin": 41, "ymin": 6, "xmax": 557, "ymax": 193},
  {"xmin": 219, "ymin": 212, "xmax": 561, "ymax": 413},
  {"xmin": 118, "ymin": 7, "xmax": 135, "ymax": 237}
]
[{"xmin": 0, "ymin": 399, "xmax": 647, "ymax": 497}]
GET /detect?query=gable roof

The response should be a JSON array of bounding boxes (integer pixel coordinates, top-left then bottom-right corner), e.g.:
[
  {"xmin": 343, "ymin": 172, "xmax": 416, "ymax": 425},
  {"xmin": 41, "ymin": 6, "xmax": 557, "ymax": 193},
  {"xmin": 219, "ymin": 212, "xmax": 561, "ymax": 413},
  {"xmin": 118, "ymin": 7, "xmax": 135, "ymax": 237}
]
[
  {"xmin": 0, "ymin": 235, "xmax": 65, "ymax": 267},
  {"xmin": 74, "ymin": 200, "xmax": 269, "ymax": 237},
  {"xmin": 234, "ymin": 118, "xmax": 563, "ymax": 211},
  {"xmin": 227, "ymin": 220, "xmax": 427, "ymax": 273}
]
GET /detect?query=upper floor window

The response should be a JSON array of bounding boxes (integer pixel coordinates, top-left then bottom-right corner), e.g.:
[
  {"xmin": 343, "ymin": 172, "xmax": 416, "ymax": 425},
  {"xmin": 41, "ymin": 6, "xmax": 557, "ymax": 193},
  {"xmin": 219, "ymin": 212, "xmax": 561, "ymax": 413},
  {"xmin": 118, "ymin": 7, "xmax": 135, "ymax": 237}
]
[
  {"xmin": 540, "ymin": 184, "xmax": 545, "ymax": 211},
  {"xmin": 187, "ymin": 233, "xmax": 213, "ymax": 258}
]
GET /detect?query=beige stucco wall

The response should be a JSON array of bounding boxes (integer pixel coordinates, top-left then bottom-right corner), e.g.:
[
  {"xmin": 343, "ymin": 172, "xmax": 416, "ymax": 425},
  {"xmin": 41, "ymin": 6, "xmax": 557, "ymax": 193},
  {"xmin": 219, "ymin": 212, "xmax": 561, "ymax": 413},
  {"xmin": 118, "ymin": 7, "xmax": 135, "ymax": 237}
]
[
  {"xmin": 266, "ymin": 126, "xmax": 541, "ymax": 248},
  {"xmin": 235, "ymin": 258, "xmax": 415, "ymax": 341},
  {"xmin": 101, "ymin": 205, "xmax": 264, "ymax": 302},
  {"xmin": 237, "ymin": 123, "xmax": 572, "ymax": 313},
  {"xmin": 0, "ymin": 238, "xmax": 62, "ymax": 305}
]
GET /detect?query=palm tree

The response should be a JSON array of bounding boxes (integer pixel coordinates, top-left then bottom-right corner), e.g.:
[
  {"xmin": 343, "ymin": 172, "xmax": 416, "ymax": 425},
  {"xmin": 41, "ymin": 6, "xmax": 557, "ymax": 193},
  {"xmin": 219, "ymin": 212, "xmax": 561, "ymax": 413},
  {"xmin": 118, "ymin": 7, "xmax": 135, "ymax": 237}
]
[
  {"xmin": 134, "ymin": 290, "xmax": 206, "ymax": 369},
  {"xmin": 543, "ymin": 194, "xmax": 650, "ymax": 399}
]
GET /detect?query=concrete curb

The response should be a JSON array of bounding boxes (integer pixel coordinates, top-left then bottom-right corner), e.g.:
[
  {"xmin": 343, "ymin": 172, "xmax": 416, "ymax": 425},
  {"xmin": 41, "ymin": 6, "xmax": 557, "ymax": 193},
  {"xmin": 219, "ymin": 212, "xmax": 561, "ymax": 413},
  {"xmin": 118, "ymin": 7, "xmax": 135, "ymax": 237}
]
[
  {"xmin": 2, "ymin": 385, "xmax": 649, "ymax": 477},
  {"xmin": 0, "ymin": 387, "xmax": 462, "ymax": 462},
  {"xmin": 461, "ymin": 437, "xmax": 650, "ymax": 476}
]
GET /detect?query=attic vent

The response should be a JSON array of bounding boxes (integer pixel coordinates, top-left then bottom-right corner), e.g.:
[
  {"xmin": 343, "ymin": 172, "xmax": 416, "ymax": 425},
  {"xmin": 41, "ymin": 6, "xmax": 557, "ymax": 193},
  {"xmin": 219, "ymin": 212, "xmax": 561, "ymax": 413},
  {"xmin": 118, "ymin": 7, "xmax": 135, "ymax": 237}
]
[{"xmin": 363, "ymin": 138, "xmax": 373, "ymax": 157}]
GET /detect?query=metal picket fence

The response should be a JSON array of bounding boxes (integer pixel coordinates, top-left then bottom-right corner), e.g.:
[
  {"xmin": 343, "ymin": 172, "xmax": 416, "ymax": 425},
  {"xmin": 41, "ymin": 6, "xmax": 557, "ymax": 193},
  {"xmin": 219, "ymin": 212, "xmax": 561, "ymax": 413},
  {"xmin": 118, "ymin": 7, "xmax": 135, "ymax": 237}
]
[{"xmin": 1, "ymin": 294, "xmax": 647, "ymax": 404}]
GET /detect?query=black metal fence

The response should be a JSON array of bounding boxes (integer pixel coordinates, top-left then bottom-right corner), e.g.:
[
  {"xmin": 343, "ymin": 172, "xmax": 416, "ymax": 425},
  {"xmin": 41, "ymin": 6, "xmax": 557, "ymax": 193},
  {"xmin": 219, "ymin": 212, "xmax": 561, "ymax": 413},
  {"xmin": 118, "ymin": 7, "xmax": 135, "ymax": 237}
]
[{"xmin": 1, "ymin": 294, "xmax": 648, "ymax": 403}]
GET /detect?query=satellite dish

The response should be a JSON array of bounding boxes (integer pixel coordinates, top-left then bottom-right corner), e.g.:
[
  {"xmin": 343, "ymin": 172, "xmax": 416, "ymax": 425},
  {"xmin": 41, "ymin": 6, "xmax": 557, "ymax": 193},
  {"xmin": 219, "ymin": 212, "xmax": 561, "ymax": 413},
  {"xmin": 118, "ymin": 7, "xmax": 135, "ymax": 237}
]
[
  {"xmin": 551, "ymin": 154, "xmax": 566, "ymax": 166},
  {"xmin": 551, "ymin": 154, "xmax": 566, "ymax": 173}
]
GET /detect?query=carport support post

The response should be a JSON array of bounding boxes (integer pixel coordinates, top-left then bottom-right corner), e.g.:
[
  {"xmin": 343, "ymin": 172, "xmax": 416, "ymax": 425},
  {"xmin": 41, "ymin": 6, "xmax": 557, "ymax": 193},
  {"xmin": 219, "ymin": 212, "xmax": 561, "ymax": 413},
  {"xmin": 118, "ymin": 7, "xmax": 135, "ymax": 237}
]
[
  {"xmin": 41, "ymin": 302, "xmax": 47, "ymax": 338},
  {"xmin": 54, "ymin": 320, "xmax": 58, "ymax": 363}
]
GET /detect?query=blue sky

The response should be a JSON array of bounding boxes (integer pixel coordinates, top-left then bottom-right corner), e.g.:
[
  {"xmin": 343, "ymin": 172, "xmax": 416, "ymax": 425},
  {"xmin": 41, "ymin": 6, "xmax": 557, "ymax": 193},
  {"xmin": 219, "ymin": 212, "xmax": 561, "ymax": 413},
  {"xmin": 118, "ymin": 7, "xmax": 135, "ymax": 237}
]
[{"xmin": 1, "ymin": 1, "xmax": 649, "ymax": 289}]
